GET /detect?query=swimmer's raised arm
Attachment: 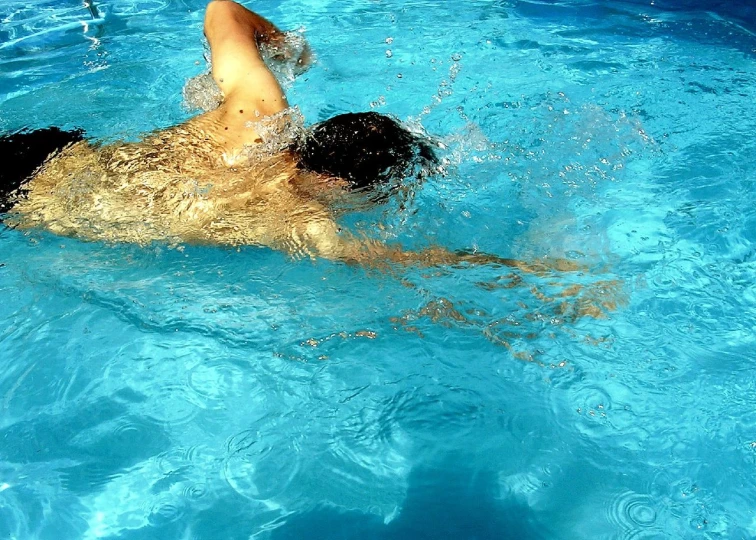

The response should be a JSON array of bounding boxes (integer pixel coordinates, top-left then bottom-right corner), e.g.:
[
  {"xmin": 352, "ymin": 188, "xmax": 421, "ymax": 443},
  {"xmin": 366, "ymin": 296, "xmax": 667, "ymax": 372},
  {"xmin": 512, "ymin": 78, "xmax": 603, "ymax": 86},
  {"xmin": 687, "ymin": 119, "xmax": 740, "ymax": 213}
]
[{"xmin": 203, "ymin": 0, "xmax": 291, "ymax": 116}]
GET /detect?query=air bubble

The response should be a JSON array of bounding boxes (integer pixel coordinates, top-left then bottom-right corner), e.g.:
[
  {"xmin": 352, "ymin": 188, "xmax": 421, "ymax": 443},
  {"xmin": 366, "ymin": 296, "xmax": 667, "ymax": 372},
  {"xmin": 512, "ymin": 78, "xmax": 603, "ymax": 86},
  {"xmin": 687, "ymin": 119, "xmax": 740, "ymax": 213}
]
[{"xmin": 182, "ymin": 72, "xmax": 222, "ymax": 112}]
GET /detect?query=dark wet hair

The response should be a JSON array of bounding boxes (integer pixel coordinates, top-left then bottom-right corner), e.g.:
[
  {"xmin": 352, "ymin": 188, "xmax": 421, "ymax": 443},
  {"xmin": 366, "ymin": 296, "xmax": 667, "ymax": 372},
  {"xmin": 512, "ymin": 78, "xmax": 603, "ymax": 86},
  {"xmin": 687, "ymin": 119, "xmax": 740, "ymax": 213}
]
[{"xmin": 290, "ymin": 112, "xmax": 436, "ymax": 192}]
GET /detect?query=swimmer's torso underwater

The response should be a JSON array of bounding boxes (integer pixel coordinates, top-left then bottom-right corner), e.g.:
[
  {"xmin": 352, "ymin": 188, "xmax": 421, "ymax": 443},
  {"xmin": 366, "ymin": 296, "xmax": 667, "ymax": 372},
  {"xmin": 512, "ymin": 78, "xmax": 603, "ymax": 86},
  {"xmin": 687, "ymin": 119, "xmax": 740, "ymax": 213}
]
[
  {"xmin": 8, "ymin": 114, "xmax": 344, "ymax": 258},
  {"xmin": 1, "ymin": 0, "xmax": 444, "ymax": 265},
  {"xmin": 0, "ymin": 0, "xmax": 600, "ymax": 282}
]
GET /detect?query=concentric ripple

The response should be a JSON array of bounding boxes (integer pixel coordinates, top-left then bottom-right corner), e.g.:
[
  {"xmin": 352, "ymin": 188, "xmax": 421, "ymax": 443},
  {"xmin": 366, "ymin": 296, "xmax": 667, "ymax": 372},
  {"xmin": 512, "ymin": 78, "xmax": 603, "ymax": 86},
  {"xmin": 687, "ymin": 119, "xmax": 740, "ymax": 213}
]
[
  {"xmin": 187, "ymin": 360, "xmax": 246, "ymax": 409},
  {"xmin": 604, "ymin": 490, "xmax": 663, "ymax": 538},
  {"xmin": 143, "ymin": 383, "xmax": 200, "ymax": 426},
  {"xmin": 223, "ymin": 429, "xmax": 300, "ymax": 503}
]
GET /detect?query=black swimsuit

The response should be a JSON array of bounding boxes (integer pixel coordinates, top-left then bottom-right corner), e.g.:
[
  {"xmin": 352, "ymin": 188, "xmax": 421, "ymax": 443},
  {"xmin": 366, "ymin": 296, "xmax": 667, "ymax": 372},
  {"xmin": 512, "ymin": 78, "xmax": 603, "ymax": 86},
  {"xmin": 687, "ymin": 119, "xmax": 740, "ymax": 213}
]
[{"xmin": 0, "ymin": 127, "xmax": 84, "ymax": 213}]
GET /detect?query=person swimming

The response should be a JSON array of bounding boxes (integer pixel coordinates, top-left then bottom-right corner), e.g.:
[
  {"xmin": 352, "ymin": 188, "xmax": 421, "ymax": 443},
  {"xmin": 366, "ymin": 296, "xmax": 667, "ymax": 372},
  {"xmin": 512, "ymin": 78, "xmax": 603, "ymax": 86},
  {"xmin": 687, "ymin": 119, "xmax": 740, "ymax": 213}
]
[
  {"xmin": 0, "ymin": 0, "xmax": 455, "ymax": 264},
  {"xmin": 0, "ymin": 0, "xmax": 583, "ymax": 274}
]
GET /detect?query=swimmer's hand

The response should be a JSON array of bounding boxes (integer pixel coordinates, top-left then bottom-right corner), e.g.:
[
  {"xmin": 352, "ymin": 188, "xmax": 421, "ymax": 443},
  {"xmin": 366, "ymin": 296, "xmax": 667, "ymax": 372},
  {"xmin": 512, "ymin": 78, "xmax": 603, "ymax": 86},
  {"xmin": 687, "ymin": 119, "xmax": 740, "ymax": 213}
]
[{"xmin": 260, "ymin": 30, "xmax": 313, "ymax": 76}]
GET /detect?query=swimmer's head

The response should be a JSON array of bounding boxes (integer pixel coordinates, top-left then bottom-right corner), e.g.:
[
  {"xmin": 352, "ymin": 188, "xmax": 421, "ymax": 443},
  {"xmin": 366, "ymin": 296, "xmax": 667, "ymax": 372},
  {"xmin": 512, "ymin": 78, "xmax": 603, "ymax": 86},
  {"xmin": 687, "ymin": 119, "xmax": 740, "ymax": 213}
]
[{"xmin": 290, "ymin": 112, "xmax": 437, "ymax": 192}]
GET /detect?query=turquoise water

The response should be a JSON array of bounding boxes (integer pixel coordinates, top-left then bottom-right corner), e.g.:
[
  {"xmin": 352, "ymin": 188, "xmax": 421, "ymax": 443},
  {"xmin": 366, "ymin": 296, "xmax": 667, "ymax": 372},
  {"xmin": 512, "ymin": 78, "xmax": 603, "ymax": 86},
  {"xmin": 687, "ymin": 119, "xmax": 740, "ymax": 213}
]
[{"xmin": 1, "ymin": 0, "xmax": 755, "ymax": 538}]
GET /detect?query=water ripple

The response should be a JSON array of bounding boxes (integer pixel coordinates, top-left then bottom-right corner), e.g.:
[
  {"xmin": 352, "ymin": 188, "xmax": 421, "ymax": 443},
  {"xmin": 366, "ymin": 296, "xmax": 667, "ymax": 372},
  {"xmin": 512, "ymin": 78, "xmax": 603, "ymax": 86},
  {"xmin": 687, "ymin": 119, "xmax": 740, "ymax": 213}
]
[
  {"xmin": 110, "ymin": 0, "xmax": 171, "ymax": 17},
  {"xmin": 147, "ymin": 500, "xmax": 185, "ymax": 527},
  {"xmin": 604, "ymin": 489, "xmax": 668, "ymax": 539},
  {"xmin": 187, "ymin": 360, "xmax": 246, "ymax": 409},
  {"xmin": 143, "ymin": 382, "xmax": 199, "ymax": 427},
  {"xmin": 0, "ymin": 0, "xmax": 754, "ymax": 537},
  {"xmin": 223, "ymin": 428, "xmax": 300, "ymax": 503}
]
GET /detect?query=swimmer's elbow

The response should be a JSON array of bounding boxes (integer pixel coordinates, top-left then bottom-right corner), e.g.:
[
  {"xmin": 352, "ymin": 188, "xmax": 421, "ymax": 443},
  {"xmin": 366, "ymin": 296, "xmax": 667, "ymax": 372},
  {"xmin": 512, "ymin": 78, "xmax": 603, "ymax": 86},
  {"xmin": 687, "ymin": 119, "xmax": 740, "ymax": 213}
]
[
  {"xmin": 205, "ymin": 1, "xmax": 280, "ymax": 39},
  {"xmin": 299, "ymin": 221, "xmax": 469, "ymax": 267}
]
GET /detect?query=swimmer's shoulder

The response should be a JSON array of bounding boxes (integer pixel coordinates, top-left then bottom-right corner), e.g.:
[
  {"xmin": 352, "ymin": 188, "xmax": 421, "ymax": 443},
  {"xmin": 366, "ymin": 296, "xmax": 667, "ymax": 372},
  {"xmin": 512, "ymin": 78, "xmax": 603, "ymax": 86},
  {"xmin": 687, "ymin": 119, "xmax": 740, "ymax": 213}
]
[
  {"xmin": 181, "ymin": 105, "xmax": 305, "ymax": 168},
  {"xmin": 187, "ymin": 104, "xmax": 266, "ymax": 160}
]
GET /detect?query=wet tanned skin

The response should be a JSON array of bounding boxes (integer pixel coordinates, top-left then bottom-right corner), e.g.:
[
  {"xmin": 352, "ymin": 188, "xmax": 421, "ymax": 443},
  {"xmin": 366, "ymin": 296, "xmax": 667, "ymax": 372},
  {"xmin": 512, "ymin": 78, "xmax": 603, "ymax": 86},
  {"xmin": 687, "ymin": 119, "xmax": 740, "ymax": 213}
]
[
  {"xmin": 9, "ymin": 1, "xmax": 357, "ymax": 261},
  {"xmin": 7, "ymin": 1, "xmax": 596, "ymax": 278}
]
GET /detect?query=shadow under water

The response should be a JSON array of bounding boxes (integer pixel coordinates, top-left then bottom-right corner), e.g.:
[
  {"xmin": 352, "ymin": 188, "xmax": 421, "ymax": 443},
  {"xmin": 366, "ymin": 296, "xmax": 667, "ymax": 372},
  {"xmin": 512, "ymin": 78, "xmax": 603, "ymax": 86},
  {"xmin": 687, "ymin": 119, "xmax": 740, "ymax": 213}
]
[{"xmin": 268, "ymin": 454, "xmax": 554, "ymax": 540}]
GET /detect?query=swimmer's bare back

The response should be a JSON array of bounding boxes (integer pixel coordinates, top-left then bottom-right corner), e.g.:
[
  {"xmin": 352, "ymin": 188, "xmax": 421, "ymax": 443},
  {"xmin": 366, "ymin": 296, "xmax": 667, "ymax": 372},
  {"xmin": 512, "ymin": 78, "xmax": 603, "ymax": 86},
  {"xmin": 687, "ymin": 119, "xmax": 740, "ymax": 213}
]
[
  {"xmin": 6, "ymin": 1, "xmax": 585, "ymax": 275},
  {"xmin": 9, "ymin": 134, "xmax": 587, "ymax": 273},
  {"xmin": 9, "ymin": 1, "xmax": 344, "ymax": 259}
]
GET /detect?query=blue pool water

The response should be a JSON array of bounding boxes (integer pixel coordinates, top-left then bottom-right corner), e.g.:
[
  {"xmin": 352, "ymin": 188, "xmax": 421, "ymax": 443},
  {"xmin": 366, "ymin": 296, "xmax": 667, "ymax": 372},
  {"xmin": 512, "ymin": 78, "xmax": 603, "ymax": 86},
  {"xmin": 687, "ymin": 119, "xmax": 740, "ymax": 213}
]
[{"xmin": 1, "ymin": 0, "xmax": 755, "ymax": 538}]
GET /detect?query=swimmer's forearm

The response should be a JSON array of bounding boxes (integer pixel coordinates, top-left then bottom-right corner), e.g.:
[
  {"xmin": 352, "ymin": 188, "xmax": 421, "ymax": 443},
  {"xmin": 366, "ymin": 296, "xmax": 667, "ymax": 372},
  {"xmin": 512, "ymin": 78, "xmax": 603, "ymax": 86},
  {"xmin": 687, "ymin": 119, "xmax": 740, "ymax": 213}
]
[
  {"xmin": 392, "ymin": 248, "xmax": 584, "ymax": 273},
  {"xmin": 321, "ymin": 237, "xmax": 585, "ymax": 273},
  {"xmin": 244, "ymin": 8, "xmax": 312, "ymax": 73},
  {"xmin": 452, "ymin": 250, "xmax": 587, "ymax": 273},
  {"xmin": 205, "ymin": 1, "xmax": 283, "ymax": 39},
  {"xmin": 204, "ymin": 0, "xmax": 310, "ymax": 101}
]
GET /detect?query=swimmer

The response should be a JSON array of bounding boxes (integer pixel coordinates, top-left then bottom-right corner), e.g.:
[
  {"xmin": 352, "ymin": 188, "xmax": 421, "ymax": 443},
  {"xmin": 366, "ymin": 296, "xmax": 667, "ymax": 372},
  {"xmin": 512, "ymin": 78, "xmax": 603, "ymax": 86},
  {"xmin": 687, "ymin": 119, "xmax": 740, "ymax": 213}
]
[{"xmin": 0, "ymin": 0, "xmax": 574, "ymax": 272}]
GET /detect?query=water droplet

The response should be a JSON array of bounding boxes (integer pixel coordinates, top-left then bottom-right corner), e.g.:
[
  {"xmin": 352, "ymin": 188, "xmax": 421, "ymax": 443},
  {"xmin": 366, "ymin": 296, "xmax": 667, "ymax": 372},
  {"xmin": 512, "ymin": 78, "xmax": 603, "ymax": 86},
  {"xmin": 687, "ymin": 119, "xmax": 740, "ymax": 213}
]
[{"xmin": 385, "ymin": 50, "xmax": 393, "ymax": 58}]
